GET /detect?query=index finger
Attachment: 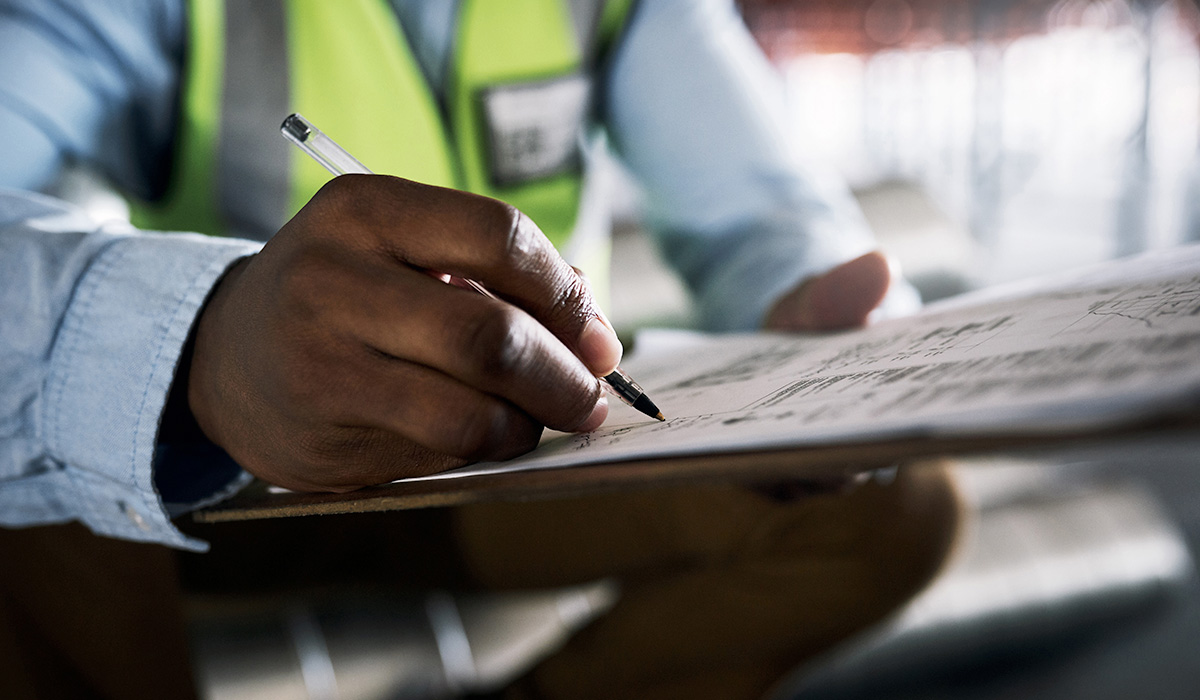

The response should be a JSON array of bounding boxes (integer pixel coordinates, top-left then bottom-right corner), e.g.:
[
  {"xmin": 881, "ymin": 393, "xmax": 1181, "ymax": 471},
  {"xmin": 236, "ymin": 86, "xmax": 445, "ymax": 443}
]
[{"xmin": 308, "ymin": 174, "xmax": 624, "ymax": 376}]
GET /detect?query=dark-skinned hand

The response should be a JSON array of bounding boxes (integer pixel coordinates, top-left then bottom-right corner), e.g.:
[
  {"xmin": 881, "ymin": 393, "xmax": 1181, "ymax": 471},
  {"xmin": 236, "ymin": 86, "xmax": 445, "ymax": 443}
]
[{"xmin": 186, "ymin": 175, "xmax": 618, "ymax": 493}]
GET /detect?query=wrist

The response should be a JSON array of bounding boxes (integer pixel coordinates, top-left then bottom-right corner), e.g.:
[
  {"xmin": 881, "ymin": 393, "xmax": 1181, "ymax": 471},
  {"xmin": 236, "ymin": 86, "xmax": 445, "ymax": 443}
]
[{"xmin": 185, "ymin": 255, "xmax": 253, "ymax": 451}]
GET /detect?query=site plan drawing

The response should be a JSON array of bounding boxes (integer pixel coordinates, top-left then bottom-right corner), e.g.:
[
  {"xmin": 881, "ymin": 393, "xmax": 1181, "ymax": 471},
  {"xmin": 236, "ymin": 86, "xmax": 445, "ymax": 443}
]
[{"xmin": 409, "ymin": 246, "xmax": 1200, "ymax": 481}]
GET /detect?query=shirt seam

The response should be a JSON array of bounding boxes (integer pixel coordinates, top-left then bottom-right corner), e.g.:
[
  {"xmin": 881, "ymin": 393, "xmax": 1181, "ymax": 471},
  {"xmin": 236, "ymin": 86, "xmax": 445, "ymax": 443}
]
[
  {"xmin": 128, "ymin": 251, "xmax": 229, "ymax": 494},
  {"xmin": 128, "ymin": 264, "xmax": 195, "ymax": 488},
  {"xmin": 46, "ymin": 237, "xmax": 131, "ymax": 461}
]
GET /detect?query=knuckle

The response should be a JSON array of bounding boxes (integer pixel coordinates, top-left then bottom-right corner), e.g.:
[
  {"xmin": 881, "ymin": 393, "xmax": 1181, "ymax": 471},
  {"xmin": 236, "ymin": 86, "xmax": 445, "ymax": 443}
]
[
  {"xmin": 312, "ymin": 174, "xmax": 368, "ymax": 216},
  {"xmin": 457, "ymin": 306, "xmax": 531, "ymax": 379},
  {"xmin": 449, "ymin": 401, "xmax": 540, "ymax": 461},
  {"xmin": 563, "ymin": 382, "xmax": 602, "ymax": 426},
  {"xmin": 312, "ymin": 174, "xmax": 349, "ymax": 202},
  {"xmin": 448, "ymin": 401, "xmax": 506, "ymax": 459},
  {"xmin": 305, "ymin": 174, "xmax": 389, "ymax": 242},
  {"xmin": 480, "ymin": 201, "xmax": 536, "ymax": 265},
  {"xmin": 548, "ymin": 271, "xmax": 593, "ymax": 326}
]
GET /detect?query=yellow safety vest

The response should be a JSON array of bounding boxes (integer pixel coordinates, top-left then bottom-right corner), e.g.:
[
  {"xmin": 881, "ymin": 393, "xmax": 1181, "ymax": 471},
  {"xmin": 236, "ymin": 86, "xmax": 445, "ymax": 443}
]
[{"xmin": 131, "ymin": 0, "xmax": 633, "ymax": 289}]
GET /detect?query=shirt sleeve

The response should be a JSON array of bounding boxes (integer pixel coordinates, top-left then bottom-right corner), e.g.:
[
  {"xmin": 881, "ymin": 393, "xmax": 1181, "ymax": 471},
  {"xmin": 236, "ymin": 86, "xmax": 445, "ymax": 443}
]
[
  {"xmin": 0, "ymin": 190, "xmax": 260, "ymax": 551},
  {"xmin": 0, "ymin": 0, "xmax": 255, "ymax": 550},
  {"xmin": 603, "ymin": 0, "xmax": 920, "ymax": 331},
  {"xmin": 0, "ymin": 0, "xmax": 182, "ymax": 197}
]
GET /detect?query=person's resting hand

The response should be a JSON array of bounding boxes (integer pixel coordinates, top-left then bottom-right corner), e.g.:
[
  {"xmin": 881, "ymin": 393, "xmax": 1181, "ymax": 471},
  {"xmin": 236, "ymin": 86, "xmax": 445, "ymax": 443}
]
[
  {"xmin": 184, "ymin": 174, "xmax": 619, "ymax": 492},
  {"xmin": 763, "ymin": 251, "xmax": 894, "ymax": 332}
]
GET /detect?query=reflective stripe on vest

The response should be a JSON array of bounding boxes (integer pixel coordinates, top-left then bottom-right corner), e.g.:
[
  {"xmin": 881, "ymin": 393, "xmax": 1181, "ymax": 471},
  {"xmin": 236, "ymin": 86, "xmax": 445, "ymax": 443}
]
[{"xmin": 131, "ymin": 0, "xmax": 633, "ymax": 258}]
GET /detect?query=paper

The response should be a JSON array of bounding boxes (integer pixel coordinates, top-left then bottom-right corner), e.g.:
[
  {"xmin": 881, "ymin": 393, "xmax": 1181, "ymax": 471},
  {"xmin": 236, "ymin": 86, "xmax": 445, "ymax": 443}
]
[{"xmin": 408, "ymin": 246, "xmax": 1200, "ymax": 481}]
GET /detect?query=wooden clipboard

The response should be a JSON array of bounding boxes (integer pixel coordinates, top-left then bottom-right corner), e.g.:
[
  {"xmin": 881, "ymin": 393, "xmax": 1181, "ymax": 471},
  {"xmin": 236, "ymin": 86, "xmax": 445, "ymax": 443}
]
[{"xmin": 193, "ymin": 412, "xmax": 1200, "ymax": 523}]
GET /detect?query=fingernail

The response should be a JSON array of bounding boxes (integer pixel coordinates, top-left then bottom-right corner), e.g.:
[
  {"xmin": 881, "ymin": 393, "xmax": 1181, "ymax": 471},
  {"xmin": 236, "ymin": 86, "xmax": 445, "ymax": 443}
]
[
  {"xmin": 575, "ymin": 394, "xmax": 609, "ymax": 432},
  {"xmin": 578, "ymin": 317, "xmax": 623, "ymax": 375}
]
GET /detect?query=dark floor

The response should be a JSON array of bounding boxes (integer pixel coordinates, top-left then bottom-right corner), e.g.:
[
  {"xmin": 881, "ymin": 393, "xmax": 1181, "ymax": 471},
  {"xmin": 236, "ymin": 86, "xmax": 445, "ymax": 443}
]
[{"xmin": 788, "ymin": 434, "xmax": 1200, "ymax": 700}]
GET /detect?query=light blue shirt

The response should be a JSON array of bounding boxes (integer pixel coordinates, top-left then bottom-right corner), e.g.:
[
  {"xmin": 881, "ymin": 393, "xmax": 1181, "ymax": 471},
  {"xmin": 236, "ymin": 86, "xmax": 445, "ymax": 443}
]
[{"xmin": 0, "ymin": 0, "xmax": 911, "ymax": 550}]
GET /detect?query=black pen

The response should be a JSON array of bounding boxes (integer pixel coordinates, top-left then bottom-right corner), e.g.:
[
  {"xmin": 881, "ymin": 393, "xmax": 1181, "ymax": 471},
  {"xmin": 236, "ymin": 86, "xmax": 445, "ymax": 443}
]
[{"xmin": 281, "ymin": 113, "xmax": 665, "ymax": 422}]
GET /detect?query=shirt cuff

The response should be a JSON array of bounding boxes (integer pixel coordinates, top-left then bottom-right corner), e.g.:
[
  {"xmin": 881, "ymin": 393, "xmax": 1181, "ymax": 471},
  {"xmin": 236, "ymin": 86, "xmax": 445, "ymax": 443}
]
[{"xmin": 42, "ymin": 230, "xmax": 260, "ymax": 551}]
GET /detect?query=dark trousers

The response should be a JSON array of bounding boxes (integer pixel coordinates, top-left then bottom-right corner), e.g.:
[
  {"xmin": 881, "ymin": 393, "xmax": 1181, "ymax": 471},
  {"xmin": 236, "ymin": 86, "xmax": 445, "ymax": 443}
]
[{"xmin": 1, "ymin": 461, "xmax": 961, "ymax": 700}]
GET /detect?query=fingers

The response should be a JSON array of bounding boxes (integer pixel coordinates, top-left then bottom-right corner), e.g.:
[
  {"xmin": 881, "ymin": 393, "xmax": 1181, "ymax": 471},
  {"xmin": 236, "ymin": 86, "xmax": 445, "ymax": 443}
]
[
  {"xmin": 306, "ymin": 175, "xmax": 623, "ymax": 375},
  {"xmin": 286, "ymin": 358, "xmax": 607, "ymax": 490},
  {"xmin": 386, "ymin": 289, "xmax": 602, "ymax": 431},
  {"xmin": 312, "ymin": 353, "xmax": 544, "ymax": 462},
  {"xmin": 285, "ymin": 249, "xmax": 605, "ymax": 433},
  {"xmin": 188, "ymin": 175, "xmax": 620, "ymax": 494},
  {"xmin": 264, "ymin": 332, "xmax": 606, "ymax": 490},
  {"xmin": 329, "ymin": 354, "xmax": 608, "ymax": 461}
]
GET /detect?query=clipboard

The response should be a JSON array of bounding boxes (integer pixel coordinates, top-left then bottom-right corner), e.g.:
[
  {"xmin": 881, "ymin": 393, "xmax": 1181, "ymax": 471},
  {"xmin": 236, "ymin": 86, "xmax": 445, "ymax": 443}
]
[
  {"xmin": 196, "ymin": 246, "xmax": 1200, "ymax": 523},
  {"xmin": 193, "ymin": 412, "xmax": 1200, "ymax": 523}
]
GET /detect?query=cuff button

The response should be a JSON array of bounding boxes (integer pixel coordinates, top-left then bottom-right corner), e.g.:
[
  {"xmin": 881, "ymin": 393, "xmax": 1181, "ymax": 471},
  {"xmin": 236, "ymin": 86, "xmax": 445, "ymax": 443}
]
[{"xmin": 119, "ymin": 501, "xmax": 151, "ymax": 532}]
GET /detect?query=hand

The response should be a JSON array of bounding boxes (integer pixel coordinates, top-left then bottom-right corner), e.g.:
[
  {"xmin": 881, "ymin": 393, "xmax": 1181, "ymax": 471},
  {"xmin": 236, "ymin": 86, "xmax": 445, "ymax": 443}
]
[
  {"xmin": 186, "ymin": 175, "xmax": 620, "ymax": 492},
  {"xmin": 763, "ymin": 251, "xmax": 894, "ymax": 332}
]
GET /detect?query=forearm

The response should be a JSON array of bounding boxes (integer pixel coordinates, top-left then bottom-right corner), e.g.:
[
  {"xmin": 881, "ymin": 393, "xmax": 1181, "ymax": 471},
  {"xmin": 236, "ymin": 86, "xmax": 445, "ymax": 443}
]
[
  {"xmin": 605, "ymin": 0, "xmax": 917, "ymax": 330},
  {"xmin": 0, "ymin": 190, "xmax": 258, "ymax": 550},
  {"xmin": 658, "ymin": 207, "xmax": 879, "ymax": 331}
]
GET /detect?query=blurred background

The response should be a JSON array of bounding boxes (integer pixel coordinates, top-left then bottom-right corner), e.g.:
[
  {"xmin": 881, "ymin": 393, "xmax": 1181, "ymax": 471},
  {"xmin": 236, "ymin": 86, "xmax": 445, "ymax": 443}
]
[
  {"xmin": 744, "ymin": 0, "xmax": 1200, "ymax": 281},
  {"xmin": 596, "ymin": 2, "xmax": 1200, "ymax": 699},
  {"xmin": 608, "ymin": 0, "xmax": 1200, "ymax": 328}
]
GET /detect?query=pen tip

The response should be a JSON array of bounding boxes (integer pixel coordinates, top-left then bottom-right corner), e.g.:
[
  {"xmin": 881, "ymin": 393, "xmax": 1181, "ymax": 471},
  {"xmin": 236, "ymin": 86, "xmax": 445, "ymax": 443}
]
[{"xmin": 631, "ymin": 394, "xmax": 663, "ymax": 423}]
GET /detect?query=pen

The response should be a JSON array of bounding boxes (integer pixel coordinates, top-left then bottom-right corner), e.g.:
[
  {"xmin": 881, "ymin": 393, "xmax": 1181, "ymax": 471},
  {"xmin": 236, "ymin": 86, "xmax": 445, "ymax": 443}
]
[{"xmin": 281, "ymin": 113, "xmax": 665, "ymax": 423}]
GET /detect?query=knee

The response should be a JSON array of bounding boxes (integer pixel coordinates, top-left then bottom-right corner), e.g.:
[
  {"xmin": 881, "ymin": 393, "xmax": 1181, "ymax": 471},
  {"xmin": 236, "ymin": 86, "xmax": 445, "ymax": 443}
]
[{"xmin": 831, "ymin": 459, "xmax": 964, "ymax": 626}]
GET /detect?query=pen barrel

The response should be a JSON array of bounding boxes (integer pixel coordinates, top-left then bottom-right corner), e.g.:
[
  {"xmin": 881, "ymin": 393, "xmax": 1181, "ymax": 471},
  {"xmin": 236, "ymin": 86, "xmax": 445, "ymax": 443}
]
[
  {"xmin": 281, "ymin": 113, "xmax": 372, "ymax": 177},
  {"xmin": 602, "ymin": 367, "xmax": 644, "ymax": 406}
]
